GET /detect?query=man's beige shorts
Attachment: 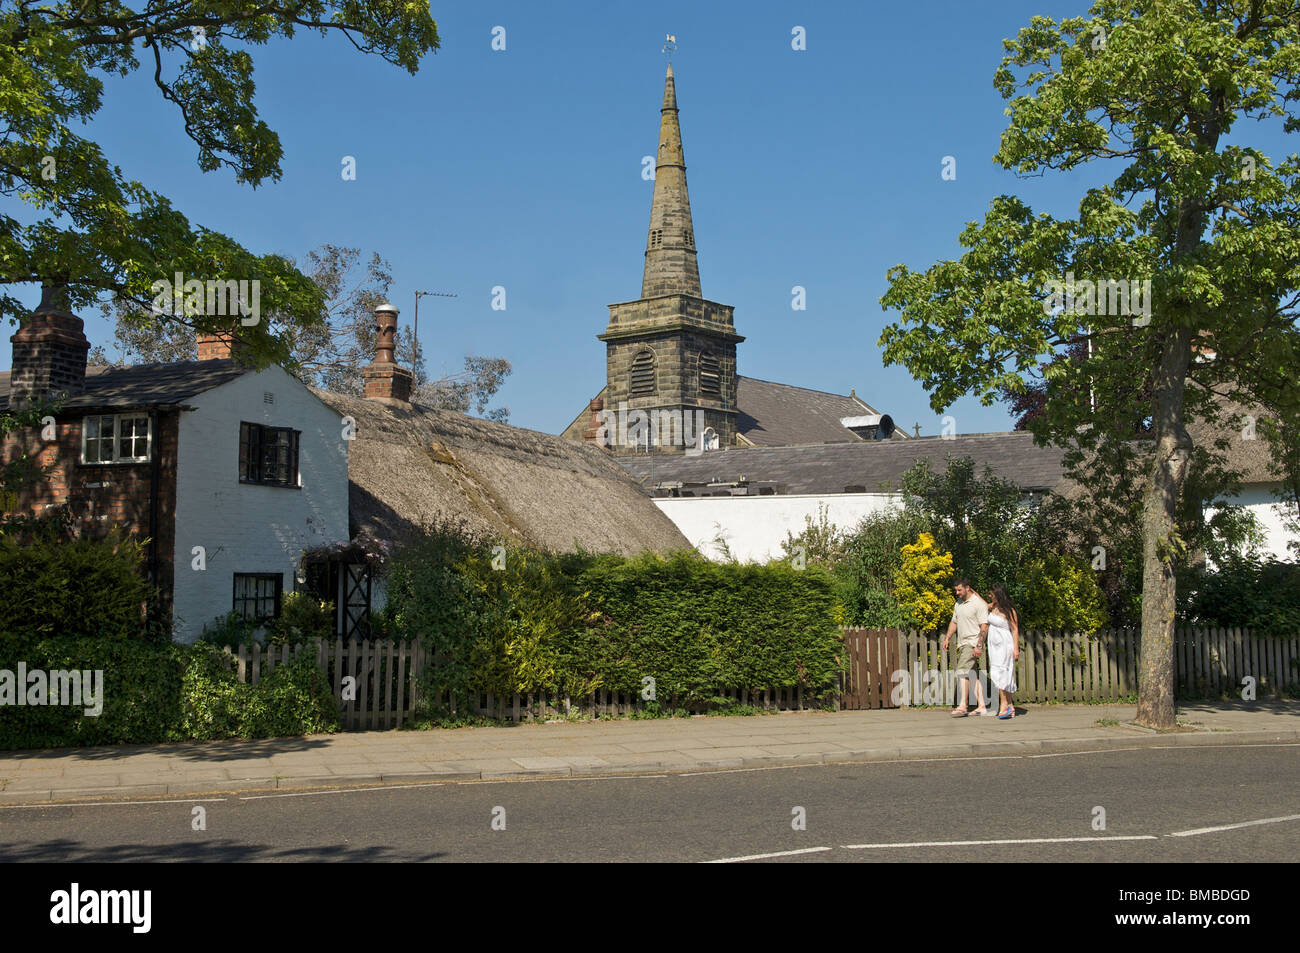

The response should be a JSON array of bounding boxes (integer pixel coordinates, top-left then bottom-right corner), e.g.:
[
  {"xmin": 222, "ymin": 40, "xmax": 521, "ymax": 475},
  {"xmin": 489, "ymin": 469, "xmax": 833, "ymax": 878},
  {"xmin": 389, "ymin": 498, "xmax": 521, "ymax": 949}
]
[{"xmin": 955, "ymin": 642, "xmax": 982, "ymax": 677}]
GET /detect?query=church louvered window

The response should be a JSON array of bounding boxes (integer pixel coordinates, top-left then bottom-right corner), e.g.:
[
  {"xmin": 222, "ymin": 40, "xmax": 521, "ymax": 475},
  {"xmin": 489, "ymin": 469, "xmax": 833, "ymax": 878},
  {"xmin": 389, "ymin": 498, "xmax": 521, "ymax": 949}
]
[
  {"xmin": 699, "ymin": 353, "xmax": 721, "ymax": 396},
  {"xmin": 649, "ymin": 229, "xmax": 663, "ymax": 248},
  {"xmin": 683, "ymin": 229, "xmax": 694, "ymax": 248},
  {"xmin": 630, "ymin": 350, "xmax": 656, "ymax": 396}
]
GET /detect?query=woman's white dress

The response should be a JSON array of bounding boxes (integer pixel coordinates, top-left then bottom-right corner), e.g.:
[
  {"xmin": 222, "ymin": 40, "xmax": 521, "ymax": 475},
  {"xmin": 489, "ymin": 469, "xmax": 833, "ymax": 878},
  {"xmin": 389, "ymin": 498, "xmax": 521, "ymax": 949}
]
[{"xmin": 987, "ymin": 610, "xmax": 1017, "ymax": 692}]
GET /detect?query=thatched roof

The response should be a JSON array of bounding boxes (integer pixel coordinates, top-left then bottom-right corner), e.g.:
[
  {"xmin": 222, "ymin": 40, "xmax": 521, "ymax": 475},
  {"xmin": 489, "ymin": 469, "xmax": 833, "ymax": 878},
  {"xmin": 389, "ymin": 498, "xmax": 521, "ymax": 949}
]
[{"xmin": 312, "ymin": 390, "xmax": 689, "ymax": 554}]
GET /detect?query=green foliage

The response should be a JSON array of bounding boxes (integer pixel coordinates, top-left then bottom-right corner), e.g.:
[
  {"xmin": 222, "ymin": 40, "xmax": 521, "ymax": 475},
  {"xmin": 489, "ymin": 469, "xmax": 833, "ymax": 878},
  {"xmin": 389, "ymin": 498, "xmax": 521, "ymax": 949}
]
[
  {"xmin": 1180, "ymin": 557, "xmax": 1300, "ymax": 635},
  {"xmin": 0, "ymin": 530, "xmax": 151, "ymax": 639},
  {"xmin": 0, "ymin": 635, "xmax": 186, "ymax": 748},
  {"xmin": 0, "ymin": 637, "xmax": 338, "ymax": 749},
  {"xmin": 197, "ymin": 612, "xmax": 259, "ymax": 650},
  {"xmin": 268, "ymin": 592, "xmax": 334, "ymax": 646},
  {"xmin": 892, "ymin": 533, "xmax": 955, "ymax": 631},
  {"xmin": 3, "ymin": 3, "xmax": 439, "ymax": 362},
  {"xmin": 569, "ymin": 551, "xmax": 843, "ymax": 706},
  {"xmin": 877, "ymin": 2, "xmax": 1300, "ymax": 721},
  {"xmin": 1020, "ymin": 552, "xmax": 1109, "ymax": 633},
  {"xmin": 901, "ymin": 457, "xmax": 1041, "ymax": 600},
  {"xmin": 829, "ymin": 506, "xmax": 932, "ymax": 628},
  {"xmin": 383, "ymin": 527, "xmax": 844, "ymax": 713}
]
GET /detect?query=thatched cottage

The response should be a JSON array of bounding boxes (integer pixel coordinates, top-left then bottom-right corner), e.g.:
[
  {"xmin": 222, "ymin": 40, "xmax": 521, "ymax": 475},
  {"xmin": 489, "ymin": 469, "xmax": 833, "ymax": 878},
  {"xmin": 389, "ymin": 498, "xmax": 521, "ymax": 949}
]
[{"xmin": 1, "ymin": 293, "xmax": 685, "ymax": 642}]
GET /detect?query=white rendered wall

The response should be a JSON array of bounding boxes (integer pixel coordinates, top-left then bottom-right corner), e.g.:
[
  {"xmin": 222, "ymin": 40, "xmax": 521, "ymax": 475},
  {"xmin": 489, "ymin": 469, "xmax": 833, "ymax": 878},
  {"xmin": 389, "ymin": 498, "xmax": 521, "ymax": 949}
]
[
  {"xmin": 663, "ymin": 485, "xmax": 1298, "ymax": 568},
  {"xmin": 655, "ymin": 493, "xmax": 900, "ymax": 563},
  {"xmin": 1205, "ymin": 483, "xmax": 1297, "ymax": 567},
  {"xmin": 171, "ymin": 365, "xmax": 350, "ymax": 642}
]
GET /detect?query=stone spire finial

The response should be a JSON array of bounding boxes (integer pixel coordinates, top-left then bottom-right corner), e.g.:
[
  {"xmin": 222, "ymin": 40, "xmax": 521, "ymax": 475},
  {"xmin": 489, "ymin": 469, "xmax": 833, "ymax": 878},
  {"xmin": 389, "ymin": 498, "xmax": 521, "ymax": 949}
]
[{"xmin": 641, "ymin": 64, "xmax": 701, "ymax": 298}]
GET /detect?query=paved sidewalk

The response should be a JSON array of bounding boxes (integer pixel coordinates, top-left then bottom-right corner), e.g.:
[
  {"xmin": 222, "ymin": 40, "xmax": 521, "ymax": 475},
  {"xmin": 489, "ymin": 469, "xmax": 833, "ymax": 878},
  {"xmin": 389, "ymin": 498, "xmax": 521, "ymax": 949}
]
[{"xmin": 1, "ymin": 701, "xmax": 1296, "ymax": 803}]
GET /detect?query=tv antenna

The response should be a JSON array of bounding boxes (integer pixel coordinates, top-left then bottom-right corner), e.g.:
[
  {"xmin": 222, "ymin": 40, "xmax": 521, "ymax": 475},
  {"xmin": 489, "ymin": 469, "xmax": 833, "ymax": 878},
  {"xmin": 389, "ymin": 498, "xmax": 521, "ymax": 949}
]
[{"xmin": 413, "ymin": 290, "xmax": 457, "ymax": 380}]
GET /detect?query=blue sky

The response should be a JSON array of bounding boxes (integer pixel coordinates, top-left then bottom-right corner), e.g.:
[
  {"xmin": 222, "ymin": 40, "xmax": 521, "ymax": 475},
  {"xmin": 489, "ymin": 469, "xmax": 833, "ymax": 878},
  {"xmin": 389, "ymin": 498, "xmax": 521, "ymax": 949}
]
[{"xmin": 9, "ymin": 0, "xmax": 1265, "ymax": 436}]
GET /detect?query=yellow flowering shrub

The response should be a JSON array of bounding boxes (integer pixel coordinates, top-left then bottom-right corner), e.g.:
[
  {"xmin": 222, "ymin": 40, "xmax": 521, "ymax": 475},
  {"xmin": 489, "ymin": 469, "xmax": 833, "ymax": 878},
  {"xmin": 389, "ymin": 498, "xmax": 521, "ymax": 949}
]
[{"xmin": 893, "ymin": 532, "xmax": 955, "ymax": 631}]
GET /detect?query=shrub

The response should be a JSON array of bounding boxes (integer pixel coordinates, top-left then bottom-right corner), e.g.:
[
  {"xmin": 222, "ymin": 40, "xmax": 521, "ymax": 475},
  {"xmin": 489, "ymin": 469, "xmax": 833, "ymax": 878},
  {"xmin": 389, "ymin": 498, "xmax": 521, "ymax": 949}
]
[
  {"xmin": 1020, "ymin": 553, "xmax": 1109, "ymax": 633},
  {"xmin": 817, "ymin": 505, "xmax": 931, "ymax": 628},
  {"xmin": 0, "ymin": 637, "xmax": 339, "ymax": 749},
  {"xmin": 268, "ymin": 592, "xmax": 335, "ymax": 646},
  {"xmin": 0, "ymin": 530, "xmax": 150, "ymax": 639},
  {"xmin": 0, "ymin": 635, "xmax": 186, "ymax": 748},
  {"xmin": 892, "ymin": 533, "xmax": 955, "ymax": 631},
  {"xmin": 1180, "ymin": 557, "xmax": 1300, "ymax": 634}
]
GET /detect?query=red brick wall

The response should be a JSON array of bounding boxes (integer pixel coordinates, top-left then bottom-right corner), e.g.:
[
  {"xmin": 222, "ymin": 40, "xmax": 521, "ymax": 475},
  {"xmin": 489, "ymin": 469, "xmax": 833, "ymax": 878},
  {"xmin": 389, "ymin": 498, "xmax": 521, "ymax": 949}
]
[{"xmin": 1, "ymin": 410, "xmax": 180, "ymax": 624}]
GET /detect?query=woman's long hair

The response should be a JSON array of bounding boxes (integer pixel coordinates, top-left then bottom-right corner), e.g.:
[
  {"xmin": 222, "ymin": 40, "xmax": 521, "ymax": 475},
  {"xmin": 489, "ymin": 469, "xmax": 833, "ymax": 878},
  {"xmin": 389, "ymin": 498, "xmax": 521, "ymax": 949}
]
[{"xmin": 990, "ymin": 583, "xmax": 1018, "ymax": 628}]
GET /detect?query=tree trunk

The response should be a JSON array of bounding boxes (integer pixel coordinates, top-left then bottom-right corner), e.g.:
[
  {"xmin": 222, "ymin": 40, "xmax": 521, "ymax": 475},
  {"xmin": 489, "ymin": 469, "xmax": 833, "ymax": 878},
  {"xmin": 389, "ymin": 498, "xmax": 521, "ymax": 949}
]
[{"xmin": 1135, "ymin": 327, "xmax": 1194, "ymax": 729}]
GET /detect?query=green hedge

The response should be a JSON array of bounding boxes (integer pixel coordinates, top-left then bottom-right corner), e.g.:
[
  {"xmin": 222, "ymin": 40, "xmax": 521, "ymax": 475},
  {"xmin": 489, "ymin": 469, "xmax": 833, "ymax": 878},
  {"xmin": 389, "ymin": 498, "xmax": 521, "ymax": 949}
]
[
  {"xmin": 0, "ymin": 532, "xmax": 153, "ymax": 639},
  {"xmin": 382, "ymin": 524, "xmax": 844, "ymax": 708},
  {"xmin": 0, "ymin": 636, "xmax": 338, "ymax": 750}
]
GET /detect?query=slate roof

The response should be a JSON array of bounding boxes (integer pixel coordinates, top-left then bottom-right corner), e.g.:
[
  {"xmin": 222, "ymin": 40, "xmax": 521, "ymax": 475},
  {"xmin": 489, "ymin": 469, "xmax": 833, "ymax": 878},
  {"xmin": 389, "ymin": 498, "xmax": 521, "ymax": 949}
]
[
  {"xmin": 0, "ymin": 360, "xmax": 247, "ymax": 411},
  {"xmin": 619, "ymin": 431, "xmax": 1068, "ymax": 495},
  {"xmin": 736, "ymin": 376, "xmax": 891, "ymax": 446},
  {"xmin": 560, "ymin": 375, "xmax": 906, "ymax": 446}
]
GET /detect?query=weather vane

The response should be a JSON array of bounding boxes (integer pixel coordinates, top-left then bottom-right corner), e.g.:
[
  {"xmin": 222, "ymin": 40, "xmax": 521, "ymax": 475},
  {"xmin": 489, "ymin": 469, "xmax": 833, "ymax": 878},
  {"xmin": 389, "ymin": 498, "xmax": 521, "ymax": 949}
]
[{"xmin": 662, "ymin": 34, "xmax": 676, "ymax": 60}]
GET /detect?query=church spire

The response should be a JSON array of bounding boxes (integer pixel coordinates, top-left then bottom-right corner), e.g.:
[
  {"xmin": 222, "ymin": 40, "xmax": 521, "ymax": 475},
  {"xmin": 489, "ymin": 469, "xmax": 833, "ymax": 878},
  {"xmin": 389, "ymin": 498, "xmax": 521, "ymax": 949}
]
[{"xmin": 642, "ymin": 64, "xmax": 701, "ymax": 298}]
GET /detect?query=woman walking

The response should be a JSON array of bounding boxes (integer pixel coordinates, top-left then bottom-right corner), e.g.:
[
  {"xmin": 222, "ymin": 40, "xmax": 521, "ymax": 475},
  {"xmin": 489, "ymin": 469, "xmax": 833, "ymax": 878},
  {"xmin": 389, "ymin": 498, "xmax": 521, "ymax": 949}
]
[{"xmin": 987, "ymin": 584, "xmax": 1020, "ymax": 719}]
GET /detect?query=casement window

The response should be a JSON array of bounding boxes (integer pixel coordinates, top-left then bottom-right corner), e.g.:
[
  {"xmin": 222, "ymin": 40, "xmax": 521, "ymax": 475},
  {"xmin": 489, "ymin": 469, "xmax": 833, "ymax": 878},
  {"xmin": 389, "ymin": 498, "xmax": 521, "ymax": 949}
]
[
  {"xmin": 239, "ymin": 422, "xmax": 300, "ymax": 487},
  {"xmin": 81, "ymin": 413, "xmax": 152, "ymax": 464},
  {"xmin": 233, "ymin": 573, "xmax": 282, "ymax": 622}
]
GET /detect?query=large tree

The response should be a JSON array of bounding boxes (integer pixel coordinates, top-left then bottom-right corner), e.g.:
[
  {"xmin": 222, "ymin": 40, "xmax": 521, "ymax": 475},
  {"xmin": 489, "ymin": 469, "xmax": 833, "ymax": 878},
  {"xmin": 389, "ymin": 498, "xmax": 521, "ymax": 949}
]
[
  {"xmin": 879, "ymin": 0, "xmax": 1300, "ymax": 728},
  {"xmin": 1, "ymin": 1, "xmax": 439, "ymax": 366}
]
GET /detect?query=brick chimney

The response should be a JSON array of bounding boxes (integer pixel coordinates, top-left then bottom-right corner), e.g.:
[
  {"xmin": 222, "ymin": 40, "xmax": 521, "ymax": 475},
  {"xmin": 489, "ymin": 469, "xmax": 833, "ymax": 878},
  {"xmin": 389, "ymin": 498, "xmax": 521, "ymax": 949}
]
[
  {"xmin": 362, "ymin": 302, "xmax": 413, "ymax": 405},
  {"xmin": 9, "ymin": 282, "xmax": 90, "ymax": 406},
  {"xmin": 583, "ymin": 397, "xmax": 610, "ymax": 449},
  {"xmin": 196, "ymin": 329, "xmax": 246, "ymax": 362}
]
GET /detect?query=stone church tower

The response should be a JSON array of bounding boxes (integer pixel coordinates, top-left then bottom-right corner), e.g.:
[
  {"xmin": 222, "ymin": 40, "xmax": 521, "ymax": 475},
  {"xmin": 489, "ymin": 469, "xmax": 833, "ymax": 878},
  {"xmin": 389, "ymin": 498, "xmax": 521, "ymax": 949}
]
[{"xmin": 599, "ymin": 64, "xmax": 743, "ymax": 454}]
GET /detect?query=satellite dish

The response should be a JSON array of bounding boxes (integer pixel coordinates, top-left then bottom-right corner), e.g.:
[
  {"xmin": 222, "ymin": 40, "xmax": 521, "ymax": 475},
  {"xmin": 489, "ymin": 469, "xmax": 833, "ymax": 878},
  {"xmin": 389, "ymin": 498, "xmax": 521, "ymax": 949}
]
[{"xmin": 876, "ymin": 414, "xmax": 895, "ymax": 440}]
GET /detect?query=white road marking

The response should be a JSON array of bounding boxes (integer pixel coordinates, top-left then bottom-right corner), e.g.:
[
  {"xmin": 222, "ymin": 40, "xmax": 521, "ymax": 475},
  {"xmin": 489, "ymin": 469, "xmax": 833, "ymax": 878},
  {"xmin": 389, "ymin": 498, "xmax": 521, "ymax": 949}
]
[
  {"xmin": 705, "ymin": 847, "xmax": 833, "ymax": 863},
  {"xmin": 843, "ymin": 836, "xmax": 1157, "ymax": 849},
  {"xmin": 1168, "ymin": 813, "xmax": 1300, "ymax": 838},
  {"xmin": 0, "ymin": 797, "xmax": 228, "ymax": 809}
]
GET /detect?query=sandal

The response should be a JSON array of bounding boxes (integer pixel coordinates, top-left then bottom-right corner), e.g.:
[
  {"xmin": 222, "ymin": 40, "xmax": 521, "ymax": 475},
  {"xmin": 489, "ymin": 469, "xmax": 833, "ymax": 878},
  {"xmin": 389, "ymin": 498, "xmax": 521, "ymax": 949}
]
[
  {"xmin": 950, "ymin": 708, "xmax": 969, "ymax": 717},
  {"xmin": 997, "ymin": 709, "xmax": 1012, "ymax": 719}
]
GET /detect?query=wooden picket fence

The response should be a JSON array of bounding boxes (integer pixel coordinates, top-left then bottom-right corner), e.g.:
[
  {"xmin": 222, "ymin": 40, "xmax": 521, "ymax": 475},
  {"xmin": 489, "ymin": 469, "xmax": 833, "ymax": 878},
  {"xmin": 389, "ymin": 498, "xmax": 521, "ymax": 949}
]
[
  {"xmin": 225, "ymin": 639, "xmax": 828, "ymax": 730},
  {"xmin": 885, "ymin": 627, "xmax": 1299, "ymax": 706},
  {"xmin": 225, "ymin": 628, "xmax": 1299, "ymax": 729}
]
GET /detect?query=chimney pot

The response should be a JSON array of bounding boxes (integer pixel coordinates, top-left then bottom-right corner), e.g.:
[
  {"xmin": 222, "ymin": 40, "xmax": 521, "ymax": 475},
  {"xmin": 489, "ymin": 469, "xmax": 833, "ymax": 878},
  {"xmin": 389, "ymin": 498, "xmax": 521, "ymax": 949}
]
[{"xmin": 363, "ymin": 302, "xmax": 412, "ymax": 405}]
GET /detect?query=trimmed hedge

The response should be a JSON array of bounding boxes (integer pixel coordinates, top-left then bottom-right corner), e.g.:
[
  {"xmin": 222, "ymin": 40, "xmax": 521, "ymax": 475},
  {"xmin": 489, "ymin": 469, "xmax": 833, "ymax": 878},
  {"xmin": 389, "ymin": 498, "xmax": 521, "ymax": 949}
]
[
  {"xmin": 0, "ymin": 532, "xmax": 153, "ymax": 640},
  {"xmin": 382, "ymin": 525, "xmax": 844, "ymax": 707},
  {"xmin": 0, "ymin": 636, "xmax": 338, "ymax": 750}
]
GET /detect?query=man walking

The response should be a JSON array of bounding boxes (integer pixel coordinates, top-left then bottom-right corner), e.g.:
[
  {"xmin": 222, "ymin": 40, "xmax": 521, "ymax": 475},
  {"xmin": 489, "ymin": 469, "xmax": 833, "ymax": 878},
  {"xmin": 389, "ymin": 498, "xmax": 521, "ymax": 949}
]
[{"xmin": 942, "ymin": 579, "xmax": 990, "ymax": 716}]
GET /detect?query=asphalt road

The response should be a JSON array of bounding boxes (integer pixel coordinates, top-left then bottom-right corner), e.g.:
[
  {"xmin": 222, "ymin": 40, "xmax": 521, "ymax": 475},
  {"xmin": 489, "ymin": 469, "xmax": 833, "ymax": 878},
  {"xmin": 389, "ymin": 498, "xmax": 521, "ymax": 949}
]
[{"xmin": 1, "ymin": 744, "xmax": 1297, "ymax": 863}]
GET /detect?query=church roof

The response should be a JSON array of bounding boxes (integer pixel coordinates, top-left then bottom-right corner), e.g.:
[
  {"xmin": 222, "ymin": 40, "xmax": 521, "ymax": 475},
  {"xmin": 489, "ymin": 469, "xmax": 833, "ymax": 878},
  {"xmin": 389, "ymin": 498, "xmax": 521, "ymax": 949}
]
[
  {"xmin": 735, "ymin": 376, "xmax": 903, "ymax": 447},
  {"xmin": 559, "ymin": 376, "xmax": 904, "ymax": 448},
  {"xmin": 312, "ymin": 389, "xmax": 689, "ymax": 555},
  {"xmin": 618, "ymin": 431, "xmax": 1068, "ymax": 495}
]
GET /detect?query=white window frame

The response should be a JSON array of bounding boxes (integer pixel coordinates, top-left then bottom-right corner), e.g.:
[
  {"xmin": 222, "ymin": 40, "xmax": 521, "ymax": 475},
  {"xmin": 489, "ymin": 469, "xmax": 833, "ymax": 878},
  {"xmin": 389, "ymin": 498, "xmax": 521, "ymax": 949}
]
[{"xmin": 81, "ymin": 413, "xmax": 153, "ymax": 465}]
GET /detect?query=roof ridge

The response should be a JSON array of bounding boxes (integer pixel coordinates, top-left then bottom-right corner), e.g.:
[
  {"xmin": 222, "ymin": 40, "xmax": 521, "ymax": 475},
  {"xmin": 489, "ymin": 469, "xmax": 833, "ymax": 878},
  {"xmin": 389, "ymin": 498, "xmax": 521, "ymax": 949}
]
[{"xmin": 737, "ymin": 375, "xmax": 863, "ymax": 401}]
